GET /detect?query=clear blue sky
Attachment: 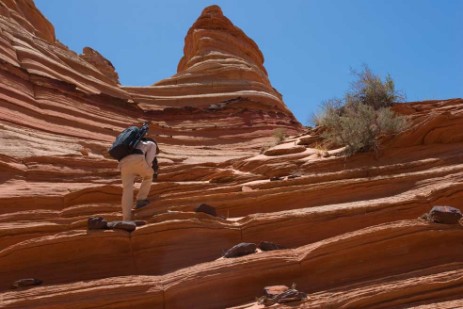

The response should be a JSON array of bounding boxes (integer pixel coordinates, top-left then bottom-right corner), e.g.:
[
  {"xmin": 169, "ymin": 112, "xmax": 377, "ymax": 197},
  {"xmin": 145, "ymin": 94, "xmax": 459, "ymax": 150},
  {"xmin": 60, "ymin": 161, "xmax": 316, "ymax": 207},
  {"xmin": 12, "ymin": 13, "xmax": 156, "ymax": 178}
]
[{"xmin": 35, "ymin": 0, "xmax": 462, "ymax": 124}]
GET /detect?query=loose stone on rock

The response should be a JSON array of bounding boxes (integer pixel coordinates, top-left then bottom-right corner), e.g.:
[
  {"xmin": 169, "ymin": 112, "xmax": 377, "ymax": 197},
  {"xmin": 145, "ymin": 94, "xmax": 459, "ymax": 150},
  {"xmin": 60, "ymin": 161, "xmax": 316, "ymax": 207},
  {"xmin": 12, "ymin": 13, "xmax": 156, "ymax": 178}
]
[
  {"xmin": 87, "ymin": 216, "xmax": 108, "ymax": 230},
  {"xmin": 427, "ymin": 206, "xmax": 462, "ymax": 224},
  {"xmin": 223, "ymin": 242, "xmax": 257, "ymax": 258},
  {"xmin": 195, "ymin": 203, "xmax": 217, "ymax": 217},
  {"xmin": 106, "ymin": 221, "xmax": 137, "ymax": 232},
  {"xmin": 259, "ymin": 284, "xmax": 307, "ymax": 306},
  {"xmin": 258, "ymin": 241, "xmax": 282, "ymax": 251},
  {"xmin": 11, "ymin": 278, "xmax": 43, "ymax": 289}
]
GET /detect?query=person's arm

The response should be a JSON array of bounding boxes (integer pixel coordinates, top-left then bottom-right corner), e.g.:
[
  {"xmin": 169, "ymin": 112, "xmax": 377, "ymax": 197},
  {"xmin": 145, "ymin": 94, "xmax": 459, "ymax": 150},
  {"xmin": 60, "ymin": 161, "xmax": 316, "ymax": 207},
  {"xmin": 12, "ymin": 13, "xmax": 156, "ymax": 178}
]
[{"xmin": 144, "ymin": 141, "xmax": 157, "ymax": 168}]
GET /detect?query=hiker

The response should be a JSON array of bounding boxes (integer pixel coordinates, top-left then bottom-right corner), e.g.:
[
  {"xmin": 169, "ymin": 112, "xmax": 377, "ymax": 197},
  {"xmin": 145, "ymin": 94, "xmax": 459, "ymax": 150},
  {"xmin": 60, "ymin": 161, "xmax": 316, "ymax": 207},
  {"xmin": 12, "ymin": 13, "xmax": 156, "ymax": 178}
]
[
  {"xmin": 119, "ymin": 137, "xmax": 158, "ymax": 221},
  {"xmin": 108, "ymin": 122, "xmax": 159, "ymax": 221}
]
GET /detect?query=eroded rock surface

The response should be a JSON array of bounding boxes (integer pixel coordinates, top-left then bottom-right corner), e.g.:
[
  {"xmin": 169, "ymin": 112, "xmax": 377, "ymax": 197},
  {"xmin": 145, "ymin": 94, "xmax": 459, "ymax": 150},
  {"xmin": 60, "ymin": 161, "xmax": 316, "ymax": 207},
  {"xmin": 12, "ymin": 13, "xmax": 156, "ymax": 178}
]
[{"xmin": 1, "ymin": 1, "xmax": 463, "ymax": 309}]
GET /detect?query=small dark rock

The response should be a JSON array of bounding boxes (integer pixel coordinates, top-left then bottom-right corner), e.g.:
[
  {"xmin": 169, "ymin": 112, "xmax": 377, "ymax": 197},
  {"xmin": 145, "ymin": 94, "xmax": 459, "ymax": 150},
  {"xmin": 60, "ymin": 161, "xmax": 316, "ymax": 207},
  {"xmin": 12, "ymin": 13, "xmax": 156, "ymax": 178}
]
[
  {"xmin": 195, "ymin": 203, "xmax": 217, "ymax": 217},
  {"xmin": 106, "ymin": 221, "xmax": 137, "ymax": 232},
  {"xmin": 259, "ymin": 286, "xmax": 307, "ymax": 306},
  {"xmin": 224, "ymin": 242, "xmax": 257, "ymax": 258},
  {"xmin": 428, "ymin": 206, "xmax": 462, "ymax": 224},
  {"xmin": 12, "ymin": 278, "xmax": 42, "ymax": 289},
  {"xmin": 275, "ymin": 289, "xmax": 307, "ymax": 304},
  {"xmin": 287, "ymin": 174, "xmax": 301, "ymax": 179},
  {"xmin": 270, "ymin": 176, "xmax": 284, "ymax": 181},
  {"xmin": 258, "ymin": 241, "xmax": 282, "ymax": 251},
  {"xmin": 87, "ymin": 216, "xmax": 107, "ymax": 230},
  {"xmin": 133, "ymin": 220, "xmax": 147, "ymax": 227}
]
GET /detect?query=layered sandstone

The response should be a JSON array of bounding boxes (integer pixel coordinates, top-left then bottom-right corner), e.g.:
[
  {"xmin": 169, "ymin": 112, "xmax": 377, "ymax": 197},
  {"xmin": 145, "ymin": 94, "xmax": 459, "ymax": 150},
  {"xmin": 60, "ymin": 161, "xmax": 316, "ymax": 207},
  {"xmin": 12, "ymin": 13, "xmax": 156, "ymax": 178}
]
[
  {"xmin": 126, "ymin": 5, "xmax": 294, "ymax": 113},
  {"xmin": 123, "ymin": 5, "xmax": 301, "ymax": 149},
  {"xmin": 1, "ymin": 1, "xmax": 463, "ymax": 309}
]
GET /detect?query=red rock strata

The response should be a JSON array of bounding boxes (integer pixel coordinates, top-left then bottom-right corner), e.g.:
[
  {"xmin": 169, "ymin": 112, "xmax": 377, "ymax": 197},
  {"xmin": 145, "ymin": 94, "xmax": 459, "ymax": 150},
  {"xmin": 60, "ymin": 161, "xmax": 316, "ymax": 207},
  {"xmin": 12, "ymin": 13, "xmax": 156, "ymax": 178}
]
[{"xmin": 1, "ymin": 1, "xmax": 463, "ymax": 309}]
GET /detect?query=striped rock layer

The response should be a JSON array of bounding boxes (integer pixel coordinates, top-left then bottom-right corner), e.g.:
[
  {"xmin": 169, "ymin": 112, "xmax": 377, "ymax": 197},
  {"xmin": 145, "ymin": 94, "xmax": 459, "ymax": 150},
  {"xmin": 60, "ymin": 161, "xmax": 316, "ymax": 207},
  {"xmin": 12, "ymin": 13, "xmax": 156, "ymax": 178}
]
[{"xmin": 1, "ymin": 1, "xmax": 463, "ymax": 309}]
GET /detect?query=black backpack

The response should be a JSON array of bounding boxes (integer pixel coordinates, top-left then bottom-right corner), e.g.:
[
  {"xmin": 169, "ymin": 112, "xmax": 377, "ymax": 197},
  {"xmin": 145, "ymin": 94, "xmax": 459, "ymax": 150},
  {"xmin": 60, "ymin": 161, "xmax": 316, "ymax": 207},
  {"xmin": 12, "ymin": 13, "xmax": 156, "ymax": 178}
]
[{"xmin": 108, "ymin": 123, "xmax": 149, "ymax": 161}]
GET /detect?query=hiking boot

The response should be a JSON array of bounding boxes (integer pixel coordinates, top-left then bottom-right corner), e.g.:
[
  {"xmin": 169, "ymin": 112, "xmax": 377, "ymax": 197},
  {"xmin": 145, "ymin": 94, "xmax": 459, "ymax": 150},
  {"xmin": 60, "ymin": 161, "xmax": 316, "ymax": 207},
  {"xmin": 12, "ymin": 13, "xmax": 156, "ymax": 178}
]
[{"xmin": 135, "ymin": 199, "xmax": 150, "ymax": 209}]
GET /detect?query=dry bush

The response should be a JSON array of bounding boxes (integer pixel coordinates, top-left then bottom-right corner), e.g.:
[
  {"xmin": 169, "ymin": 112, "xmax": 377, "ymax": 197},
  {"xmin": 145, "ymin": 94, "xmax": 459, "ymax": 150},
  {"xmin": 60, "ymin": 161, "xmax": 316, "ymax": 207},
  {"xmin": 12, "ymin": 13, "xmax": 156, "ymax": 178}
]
[
  {"xmin": 347, "ymin": 65, "xmax": 405, "ymax": 109},
  {"xmin": 314, "ymin": 142, "xmax": 329, "ymax": 158},
  {"xmin": 315, "ymin": 66, "xmax": 407, "ymax": 156},
  {"xmin": 273, "ymin": 128, "xmax": 287, "ymax": 143}
]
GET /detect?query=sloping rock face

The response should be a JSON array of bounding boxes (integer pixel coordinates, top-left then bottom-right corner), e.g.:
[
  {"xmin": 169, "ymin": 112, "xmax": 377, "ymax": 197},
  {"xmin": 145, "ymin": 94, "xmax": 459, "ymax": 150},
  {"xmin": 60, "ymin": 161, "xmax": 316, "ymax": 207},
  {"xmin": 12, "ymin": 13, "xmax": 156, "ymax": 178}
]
[
  {"xmin": 124, "ymin": 5, "xmax": 301, "ymax": 149},
  {"xmin": 1, "ymin": 1, "xmax": 463, "ymax": 309},
  {"xmin": 81, "ymin": 47, "xmax": 120, "ymax": 85},
  {"xmin": 149, "ymin": 5, "xmax": 288, "ymax": 114}
]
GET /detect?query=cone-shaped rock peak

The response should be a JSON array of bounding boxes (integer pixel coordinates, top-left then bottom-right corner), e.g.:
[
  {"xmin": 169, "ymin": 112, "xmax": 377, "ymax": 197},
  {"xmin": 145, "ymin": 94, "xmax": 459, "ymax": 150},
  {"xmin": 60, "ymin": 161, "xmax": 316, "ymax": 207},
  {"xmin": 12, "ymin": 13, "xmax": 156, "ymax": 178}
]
[
  {"xmin": 152, "ymin": 5, "xmax": 298, "ymax": 120},
  {"xmin": 177, "ymin": 5, "xmax": 266, "ymax": 76}
]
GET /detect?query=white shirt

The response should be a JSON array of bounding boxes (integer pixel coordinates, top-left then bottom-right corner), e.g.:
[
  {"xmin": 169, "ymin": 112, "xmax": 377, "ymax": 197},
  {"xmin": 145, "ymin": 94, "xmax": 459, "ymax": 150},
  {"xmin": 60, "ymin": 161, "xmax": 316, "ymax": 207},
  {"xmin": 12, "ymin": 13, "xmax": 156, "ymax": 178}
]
[{"xmin": 136, "ymin": 140, "xmax": 157, "ymax": 166}]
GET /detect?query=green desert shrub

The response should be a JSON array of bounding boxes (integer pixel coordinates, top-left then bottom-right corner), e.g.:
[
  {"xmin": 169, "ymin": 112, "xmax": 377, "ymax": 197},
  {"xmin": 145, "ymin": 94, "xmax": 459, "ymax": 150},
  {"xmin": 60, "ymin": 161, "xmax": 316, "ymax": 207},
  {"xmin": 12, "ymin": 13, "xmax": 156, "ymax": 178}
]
[{"xmin": 315, "ymin": 66, "xmax": 408, "ymax": 156}]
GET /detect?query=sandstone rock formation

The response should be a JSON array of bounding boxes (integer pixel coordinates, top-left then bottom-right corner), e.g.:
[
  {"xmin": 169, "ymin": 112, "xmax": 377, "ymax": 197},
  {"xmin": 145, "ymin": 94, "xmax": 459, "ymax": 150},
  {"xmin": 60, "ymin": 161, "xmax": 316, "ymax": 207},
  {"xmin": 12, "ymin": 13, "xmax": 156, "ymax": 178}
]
[
  {"xmin": 127, "ymin": 5, "xmax": 292, "ymax": 112},
  {"xmin": 1, "ymin": 1, "xmax": 463, "ymax": 309},
  {"xmin": 81, "ymin": 47, "xmax": 120, "ymax": 85},
  {"xmin": 123, "ymin": 5, "xmax": 301, "ymax": 150}
]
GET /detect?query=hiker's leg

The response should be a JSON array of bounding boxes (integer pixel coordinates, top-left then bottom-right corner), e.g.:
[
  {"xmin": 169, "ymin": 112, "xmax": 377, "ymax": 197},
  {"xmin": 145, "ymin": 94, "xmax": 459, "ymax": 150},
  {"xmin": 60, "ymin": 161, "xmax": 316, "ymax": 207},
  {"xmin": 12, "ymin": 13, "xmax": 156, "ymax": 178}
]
[
  {"xmin": 135, "ymin": 159, "xmax": 154, "ymax": 201},
  {"xmin": 137, "ymin": 175, "xmax": 152, "ymax": 201},
  {"xmin": 121, "ymin": 171, "xmax": 136, "ymax": 221}
]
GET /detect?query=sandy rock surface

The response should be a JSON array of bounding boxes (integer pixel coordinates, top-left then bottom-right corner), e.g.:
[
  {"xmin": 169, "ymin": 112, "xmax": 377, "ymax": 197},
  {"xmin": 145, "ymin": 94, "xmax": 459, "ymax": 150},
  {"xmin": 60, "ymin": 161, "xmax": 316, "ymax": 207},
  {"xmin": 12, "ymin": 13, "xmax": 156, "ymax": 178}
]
[{"xmin": 1, "ymin": 1, "xmax": 463, "ymax": 309}]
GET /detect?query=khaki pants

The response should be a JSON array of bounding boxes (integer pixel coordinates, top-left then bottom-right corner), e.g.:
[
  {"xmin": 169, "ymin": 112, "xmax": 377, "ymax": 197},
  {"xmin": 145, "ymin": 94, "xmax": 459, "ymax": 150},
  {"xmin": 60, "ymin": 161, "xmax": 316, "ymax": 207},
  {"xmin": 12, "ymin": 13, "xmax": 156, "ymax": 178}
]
[{"xmin": 119, "ymin": 154, "xmax": 154, "ymax": 221}]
